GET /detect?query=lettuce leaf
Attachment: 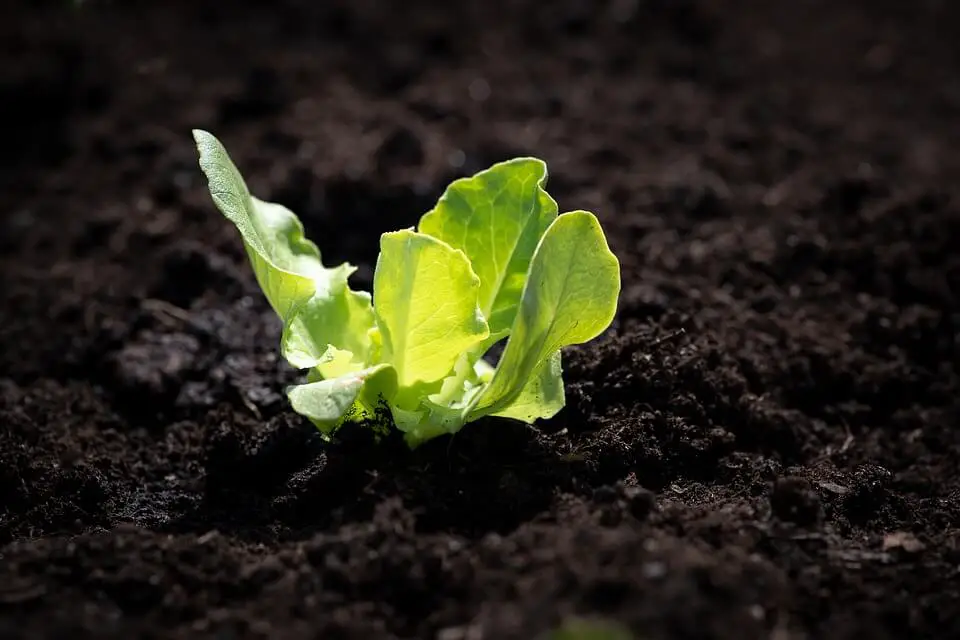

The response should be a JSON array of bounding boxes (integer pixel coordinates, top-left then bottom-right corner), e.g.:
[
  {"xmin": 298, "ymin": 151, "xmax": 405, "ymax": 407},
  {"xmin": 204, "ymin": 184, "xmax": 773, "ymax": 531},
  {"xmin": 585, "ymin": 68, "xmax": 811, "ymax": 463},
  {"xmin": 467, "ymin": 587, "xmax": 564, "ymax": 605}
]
[
  {"xmin": 193, "ymin": 130, "xmax": 375, "ymax": 383},
  {"xmin": 373, "ymin": 229, "xmax": 489, "ymax": 390},
  {"xmin": 470, "ymin": 211, "xmax": 620, "ymax": 421},
  {"xmin": 418, "ymin": 157, "xmax": 557, "ymax": 338}
]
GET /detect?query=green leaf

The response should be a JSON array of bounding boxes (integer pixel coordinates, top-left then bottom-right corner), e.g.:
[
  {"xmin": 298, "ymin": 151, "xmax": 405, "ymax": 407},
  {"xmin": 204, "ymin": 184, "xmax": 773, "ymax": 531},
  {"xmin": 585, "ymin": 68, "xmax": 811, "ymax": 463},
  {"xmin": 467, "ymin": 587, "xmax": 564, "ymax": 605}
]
[
  {"xmin": 373, "ymin": 229, "xmax": 489, "ymax": 389},
  {"xmin": 470, "ymin": 211, "xmax": 619, "ymax": 420},
  {"xmin": 280, "ymin": 272, "xmax": 375, "ymax": 371},
  {"xmin": 286, "ymin": 364, "xmax": 397, "ymax": 435},
  {"xmin": 491, "ymin": 350, "xmax": 564, "ymax": 422},
  {"xmin": 390, "ymin": 351, "xmax": 493, "ymax": 447},
  {"xmin": 418, "ymin": 158, "xmax": 557, "ymax": 337},
  {"xmin": 194, "ymin": 129, "xmax": 375, "ymax": 369},
  {"xmin": 194, "ymin": 130, "xmax": 326, "ymax": 320}
]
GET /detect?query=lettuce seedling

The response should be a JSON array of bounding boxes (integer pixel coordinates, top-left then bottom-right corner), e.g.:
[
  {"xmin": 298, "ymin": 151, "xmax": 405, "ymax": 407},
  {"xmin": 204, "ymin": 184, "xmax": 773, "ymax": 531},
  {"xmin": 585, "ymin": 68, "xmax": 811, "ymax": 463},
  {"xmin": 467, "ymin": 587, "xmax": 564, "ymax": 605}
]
[{"xmin": 193, "ymin": 130, "xmax": 620, "ymax": 447}]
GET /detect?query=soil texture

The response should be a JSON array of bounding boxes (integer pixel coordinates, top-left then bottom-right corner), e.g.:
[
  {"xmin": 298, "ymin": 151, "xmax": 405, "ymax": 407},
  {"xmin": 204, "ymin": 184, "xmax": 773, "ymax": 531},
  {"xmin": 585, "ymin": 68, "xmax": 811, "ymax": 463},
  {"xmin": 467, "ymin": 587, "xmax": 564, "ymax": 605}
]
[{"xmin": 2, "ymin": 0, "xmax": 959, "ymax": 638}]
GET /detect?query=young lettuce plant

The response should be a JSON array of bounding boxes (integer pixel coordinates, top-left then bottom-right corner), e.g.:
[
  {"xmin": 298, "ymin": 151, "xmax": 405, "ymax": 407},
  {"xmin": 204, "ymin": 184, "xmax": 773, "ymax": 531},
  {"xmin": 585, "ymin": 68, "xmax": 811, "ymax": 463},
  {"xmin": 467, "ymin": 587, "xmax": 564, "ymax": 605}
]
[{"xmin": 193, "ymin": 129, "xmax": 620, "ymax": 447}]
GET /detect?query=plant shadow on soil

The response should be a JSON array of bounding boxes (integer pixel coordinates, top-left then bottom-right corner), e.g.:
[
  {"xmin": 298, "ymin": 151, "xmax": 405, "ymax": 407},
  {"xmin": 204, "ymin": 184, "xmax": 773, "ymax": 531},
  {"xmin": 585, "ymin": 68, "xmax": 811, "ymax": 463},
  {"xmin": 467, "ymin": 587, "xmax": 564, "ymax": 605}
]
[{"xmin": 184, "ymin": 417, "xmax": 573, "ymax": 542}]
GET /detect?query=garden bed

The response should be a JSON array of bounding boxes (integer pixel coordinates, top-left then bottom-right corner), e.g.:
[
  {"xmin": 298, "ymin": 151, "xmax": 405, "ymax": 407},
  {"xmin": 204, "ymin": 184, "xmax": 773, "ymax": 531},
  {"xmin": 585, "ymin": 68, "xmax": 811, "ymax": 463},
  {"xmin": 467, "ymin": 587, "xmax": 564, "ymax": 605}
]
[{"xmin": 1, "ymin": 1, "xmax": 958, "ymax": 638}]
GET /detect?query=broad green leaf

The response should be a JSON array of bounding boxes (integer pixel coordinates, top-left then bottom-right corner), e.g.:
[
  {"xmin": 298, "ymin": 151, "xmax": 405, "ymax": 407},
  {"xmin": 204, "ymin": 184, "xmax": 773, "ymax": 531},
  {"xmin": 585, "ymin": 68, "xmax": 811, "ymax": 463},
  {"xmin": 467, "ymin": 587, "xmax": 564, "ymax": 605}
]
[
  {"xmin": 194, "ymin": 129, "xmax": 375, "ymax": 368},
  {"xmin": 373, "ymin": 229, "xmax": 489, "ymax": 388},
  {"xmin": 470, "ymin": 211, "xmax": 619, "ymax": 419},
  {"xmin": 418, "ymin": 158, "xmax": 557, "ymax": 336},
  {"xmin": 287, "ymin": 364, "xmax": 397, "ymax": 435},
  {"xmin": 491, "ymin": 350, "xmax": 564, "ymax": 422},
  {"xmin": 281, "ymin": 278, "xmax": 375, "ymax": 371}
]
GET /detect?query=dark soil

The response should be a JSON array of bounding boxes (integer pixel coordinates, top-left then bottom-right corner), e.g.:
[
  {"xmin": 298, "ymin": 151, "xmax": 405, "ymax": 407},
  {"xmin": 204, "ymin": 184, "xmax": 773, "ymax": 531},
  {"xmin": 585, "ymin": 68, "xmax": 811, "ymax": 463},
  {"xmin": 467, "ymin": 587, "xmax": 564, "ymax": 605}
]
[{"xmin": 2, "ymin": 0, "xmax": 959, "ymax": 638}]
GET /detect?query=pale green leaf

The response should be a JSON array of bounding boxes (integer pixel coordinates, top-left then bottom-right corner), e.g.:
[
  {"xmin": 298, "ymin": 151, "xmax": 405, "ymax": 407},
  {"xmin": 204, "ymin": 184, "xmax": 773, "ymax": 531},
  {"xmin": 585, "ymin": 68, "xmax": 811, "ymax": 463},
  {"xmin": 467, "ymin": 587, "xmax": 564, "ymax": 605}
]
[
  {"xmin": 373, "ymin": 229, "xmax": 489, "ymax": 388},
  {"xmin": 194, "ymin": 129, "xmax": 375, "ymax": 369},
  {"xmin": 398, "ymin": 406, "xmax": 471, "ymax": 448},
  {"xmin": 491, "ymin": 350, "xmax": 564, "ymax": 422},
  {"xmin": 393, "ymin": 351, "xmax": 494, "ymax": 447},
  {"xmin": 418, "ymin": 158, "xmax": 557, "ymax": 336},
  {"xmin": 286, "ymin": 364, "xmax": 397, "ymax": 435},
  {"xmin": 470, "ymin": 211, "xmax": 619, "ymax": 419},
  {"xmin": 194, "ymin": 129, "xmax": 327, "ymax": 320},
  {"xmin": 313, "ymin": 347, "xmax": 363, "ymax": 380},
  {"xmin": 281, "ymin": 282, "xmax": 375, "ymax": 371}
]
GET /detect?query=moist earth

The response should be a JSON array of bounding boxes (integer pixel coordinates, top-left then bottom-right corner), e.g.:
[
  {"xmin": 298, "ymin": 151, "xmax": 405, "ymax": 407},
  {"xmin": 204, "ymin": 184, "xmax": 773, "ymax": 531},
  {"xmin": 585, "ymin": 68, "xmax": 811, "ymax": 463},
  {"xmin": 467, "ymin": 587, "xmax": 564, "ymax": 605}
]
[{"xmin": 1, "ymin": 0, "xmax": 959, "ymax": 638}]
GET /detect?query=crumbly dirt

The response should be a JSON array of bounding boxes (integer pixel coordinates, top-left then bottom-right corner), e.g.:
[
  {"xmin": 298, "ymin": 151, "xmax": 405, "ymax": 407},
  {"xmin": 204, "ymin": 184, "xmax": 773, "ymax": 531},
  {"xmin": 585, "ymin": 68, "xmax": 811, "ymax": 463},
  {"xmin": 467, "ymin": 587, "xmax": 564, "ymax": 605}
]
[{"xmin": 2, "ymin": 1, "xmax": 959, "ymax": 638}]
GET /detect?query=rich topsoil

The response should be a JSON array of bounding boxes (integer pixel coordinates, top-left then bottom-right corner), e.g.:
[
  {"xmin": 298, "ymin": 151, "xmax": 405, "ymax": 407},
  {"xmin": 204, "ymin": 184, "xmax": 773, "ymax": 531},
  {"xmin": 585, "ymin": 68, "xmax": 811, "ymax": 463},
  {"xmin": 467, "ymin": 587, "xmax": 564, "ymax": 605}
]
[{"xmin": 2, "ymin": 0, "xmax": 959, "ymax": 638}]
